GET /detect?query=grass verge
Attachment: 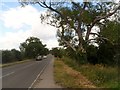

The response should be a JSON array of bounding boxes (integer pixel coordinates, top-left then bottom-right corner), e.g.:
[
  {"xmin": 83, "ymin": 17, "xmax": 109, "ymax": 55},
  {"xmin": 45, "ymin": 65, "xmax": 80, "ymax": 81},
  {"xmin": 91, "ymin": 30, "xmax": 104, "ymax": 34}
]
[
  {"xmin": 0, "ymin": 59, "xmax": 32, "ymax": 68},
  {"xmin": 54, "ymin": 58, "xmax": 96, "ymax": 88},
  {"xmin": 62, "ymin": 57, "xmax": 119, "ymax": 88}
]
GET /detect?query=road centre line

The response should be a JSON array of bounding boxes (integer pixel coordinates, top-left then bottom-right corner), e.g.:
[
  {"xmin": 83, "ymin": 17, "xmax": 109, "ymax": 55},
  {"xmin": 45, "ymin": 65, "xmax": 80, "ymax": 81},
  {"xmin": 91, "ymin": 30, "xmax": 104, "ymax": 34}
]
[
  {"xmin": 0, "ymin": 72, "xmax": 15, "ymax": 78},
  {"xmin": 19, "ymin": 63, "xmax": 36, "ymax": 70},
  {"xmin": 1, "ymin": 62, "xmax": 37, "ymax": 79}
]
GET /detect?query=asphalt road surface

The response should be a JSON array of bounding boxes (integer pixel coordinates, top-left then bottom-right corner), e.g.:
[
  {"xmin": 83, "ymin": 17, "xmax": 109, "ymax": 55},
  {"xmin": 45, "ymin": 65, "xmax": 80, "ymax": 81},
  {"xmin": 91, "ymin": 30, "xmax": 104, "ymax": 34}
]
[{"xmin": 2, "ymin": 54, "xmax": 52, "ymax": 88}]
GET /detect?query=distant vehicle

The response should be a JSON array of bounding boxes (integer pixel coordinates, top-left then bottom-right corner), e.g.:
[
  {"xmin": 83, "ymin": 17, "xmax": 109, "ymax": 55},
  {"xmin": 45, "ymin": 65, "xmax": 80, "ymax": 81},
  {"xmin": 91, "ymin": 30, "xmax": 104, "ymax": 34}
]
[
  {"xmin": 36, "ymin": 56, "xmax": 42, "ymax": 61},
  {"xmin": 43, "ymin": 55, "xmax": 47, "ymax": 59}
]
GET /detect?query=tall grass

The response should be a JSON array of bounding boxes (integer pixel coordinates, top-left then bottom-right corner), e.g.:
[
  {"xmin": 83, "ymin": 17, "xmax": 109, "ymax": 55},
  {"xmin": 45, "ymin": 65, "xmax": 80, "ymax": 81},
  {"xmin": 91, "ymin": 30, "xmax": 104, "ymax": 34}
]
[
  {"xmin": 54, "ymin": 58, "xmax": 81, "ymax": 88},
  {"xmin": 62, "ymin": 57, "xmax": 119, "ymax": 88}
]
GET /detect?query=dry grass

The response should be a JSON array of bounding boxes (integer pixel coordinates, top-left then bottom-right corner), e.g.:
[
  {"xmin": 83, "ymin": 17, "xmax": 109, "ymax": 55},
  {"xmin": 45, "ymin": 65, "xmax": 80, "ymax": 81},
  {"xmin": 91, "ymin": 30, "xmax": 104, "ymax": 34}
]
[
  {"xmin": 62, "ymin": 57, "xmax": 119, "ymax": 88},
  {"xmin": 54, "ymin": 58, "xmax": 96, "ymax": 88}
]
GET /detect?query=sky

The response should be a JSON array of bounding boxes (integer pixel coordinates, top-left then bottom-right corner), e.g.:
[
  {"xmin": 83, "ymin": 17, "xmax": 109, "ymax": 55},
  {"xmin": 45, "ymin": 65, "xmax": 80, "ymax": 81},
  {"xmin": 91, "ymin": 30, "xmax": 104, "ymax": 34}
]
[
  {"xmin": 0, "ymin": 0, "xmax": 119, "ymax": 51},
  {"xmin": 0, "ymin": 1, "xmax": 59, "ymax": 50}
]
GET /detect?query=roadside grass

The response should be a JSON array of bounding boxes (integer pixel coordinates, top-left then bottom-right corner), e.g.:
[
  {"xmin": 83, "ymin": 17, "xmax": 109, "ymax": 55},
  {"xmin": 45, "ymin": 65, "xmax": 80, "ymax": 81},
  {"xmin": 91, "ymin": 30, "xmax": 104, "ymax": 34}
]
[
  {"xmin": 54, "ymin": 58, "xmax": 79, "ymax": 88},
  {"xmin": 54, "ymin": 58, "xmax": 96, "ymax": 88},
  {"xmin": 62, "ymin": 57, "xmax": 119, "ymax": 88},
  {"xmin": 0, "ymin": 59, "xmax": 32, "ymax": 68}
]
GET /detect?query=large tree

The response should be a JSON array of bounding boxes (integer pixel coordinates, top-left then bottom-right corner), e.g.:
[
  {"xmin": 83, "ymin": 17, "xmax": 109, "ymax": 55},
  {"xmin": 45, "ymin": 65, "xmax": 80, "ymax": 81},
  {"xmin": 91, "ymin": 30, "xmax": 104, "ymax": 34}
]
[
  {"xmin": 19, "ymin": 37, "xmax": 47, "ymax": 58},
  {"xmin": 19, "ymin": 1, "xmax": 120, "ymax": 60}
]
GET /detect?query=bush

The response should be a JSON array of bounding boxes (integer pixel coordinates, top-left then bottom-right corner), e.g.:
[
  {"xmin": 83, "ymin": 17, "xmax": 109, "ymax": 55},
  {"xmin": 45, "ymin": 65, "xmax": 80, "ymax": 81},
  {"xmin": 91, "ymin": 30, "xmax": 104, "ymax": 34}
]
[
  {"xmin": 2, "ymin": 50, "xmax": 13, "ymax": 63},
  {"xmin": 51, "ymin": 48, "xmax": 64, "ymax": 58},
  {"xmin": 86, "ymin": 41, "xmax": 116, "ymax": 66},
  {"xmin": 2, "ymin": 49, "xmax": 22, "ymax": 63},
  {"xmin": 86, "ymin": 45, "xmax": 98, "ymax": 65},
  {"xmin": 97, "ymin": 41, "xmax": 116, "ymax": 65}
]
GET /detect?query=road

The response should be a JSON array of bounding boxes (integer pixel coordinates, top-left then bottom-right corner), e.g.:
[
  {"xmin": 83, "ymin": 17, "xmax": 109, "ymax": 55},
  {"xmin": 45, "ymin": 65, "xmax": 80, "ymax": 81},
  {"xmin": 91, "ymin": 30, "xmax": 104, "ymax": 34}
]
[{"xmin": 2, "ymin": 54, "xmax": 52, "ymax": 88}]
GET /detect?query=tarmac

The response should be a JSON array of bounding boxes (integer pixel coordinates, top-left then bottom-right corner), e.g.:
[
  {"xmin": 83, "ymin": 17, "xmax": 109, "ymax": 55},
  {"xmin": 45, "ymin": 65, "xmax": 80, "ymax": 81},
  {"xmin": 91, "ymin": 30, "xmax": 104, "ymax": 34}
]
[{"xmin": 34, "ymin": 56, "xmax": 61, "ymax": 88}]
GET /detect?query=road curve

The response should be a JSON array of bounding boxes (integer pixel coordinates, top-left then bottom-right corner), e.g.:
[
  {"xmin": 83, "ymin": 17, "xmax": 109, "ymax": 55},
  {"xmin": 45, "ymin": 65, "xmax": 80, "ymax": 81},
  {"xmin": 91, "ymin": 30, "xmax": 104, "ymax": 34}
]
[{"xmin": 2, "ymin": 54, "xmax": 52, "ymax": 88}]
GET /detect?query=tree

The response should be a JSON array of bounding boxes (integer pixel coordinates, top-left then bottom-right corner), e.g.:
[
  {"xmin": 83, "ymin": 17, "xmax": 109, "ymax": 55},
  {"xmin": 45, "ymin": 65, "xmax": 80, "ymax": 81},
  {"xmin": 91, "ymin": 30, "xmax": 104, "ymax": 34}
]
[
  {"xmin": 100, "ymin": 21, "xmax": 120, "ymax": 44},
  {"xmin": 2, "ymin": 49, "xmax": 22, "ymax": 63},
  {"xmin": 51, "ymin": 47, "xmax": 62, "ymax": 58},
  {"xmin": 99, "ymin": 21, "xmax": 120, "ymax": 65},
  {"xmin": 97, "ymin": 40, "xmax": 115, "ymax": 65},
  {"xmin": 2, "ymin": 50, "xmax": 13, "ymax": 63},
  {"xmin": 20, "ymin": 37, "xmax": 48, "ymax": 58},
  {"xmin": 19, "ymin": 1, "xmax": 120, "ymax": 62},
  {"xmin": 11, "ymin": 49, "xmax": 22, "ymax": 61},
  {"xmin": 42, "ymin": 47, "xmax": 49, "ymax": 55}
]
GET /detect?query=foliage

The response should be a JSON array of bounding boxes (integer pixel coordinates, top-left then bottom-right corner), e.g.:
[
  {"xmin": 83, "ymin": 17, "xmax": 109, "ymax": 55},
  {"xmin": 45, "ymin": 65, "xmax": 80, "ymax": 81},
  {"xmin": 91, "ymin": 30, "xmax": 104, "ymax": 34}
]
[
  {"xmin": 100, "ymin": 21, "xmax": 119, "ymax": 44},
  {"xmin": 19, "ymin": 1, "xmax": 120, "ymax": 64},
  {"xmin": 2, "ymin": 49, "xmax": 22, "ymax": 63},
  {"xmin": 86, "ymin": 41, "xmax": 116, "ymax": 65},
  {"xmin": 65, "ymin": 47, "xmax": 87, "ymax": 64},
  {"xmin": 100, "ymin": 21, "xmax": 120, "ymax": 65},
  {"xmin": 50, "ymin": 47, "xmax": 63, "ymax": 58},
  {"xmin": 20, "ymin": 37, "xmax": 48, "ymax": 58},
  {"xmin": 11, "ymin": 49, "xmax": 22, "ymax": 61},
  {"xmin": 86, "ymin": 45, "xmax": 98, "ymax": 65},
  {"xmin": 2, "ymin": 36, "xmax": 48, "ymax": 63},
  {"xmin": 97, "ymin": 40, "xmax": 116, "ymax": 65}
]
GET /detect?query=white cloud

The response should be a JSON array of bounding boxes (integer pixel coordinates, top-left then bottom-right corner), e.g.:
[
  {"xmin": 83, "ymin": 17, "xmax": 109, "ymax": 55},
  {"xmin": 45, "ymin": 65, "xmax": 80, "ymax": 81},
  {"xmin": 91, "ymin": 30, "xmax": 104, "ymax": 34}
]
[
  {"xmin": 0, "ymin": 5, "xmax": 40, "ymax": 29},
  {"xmin": 0, "ymin": 30, "xmax": 32, "ymax": 50},
  {"xmin": 0, "ymin": 5, "xmax": 59, "ymax": 50}
]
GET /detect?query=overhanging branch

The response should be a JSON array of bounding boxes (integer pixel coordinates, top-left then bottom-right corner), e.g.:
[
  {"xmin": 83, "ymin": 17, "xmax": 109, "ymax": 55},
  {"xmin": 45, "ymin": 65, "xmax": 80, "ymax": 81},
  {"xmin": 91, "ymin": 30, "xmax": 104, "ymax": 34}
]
[
  {"xmin": 85, "ymin": 5, "xmax": 120, "ymax": 41},
  {"xmin": 62, "ymin": 38, "xmax": 76, "ymax": 51},
  {"xmin": 90, "ymin": 32, "xmax": 101, "ymax": 37},
  {"xmin": 86, "ymin": 36, "xmax": 113, "ymax": 44},
  {"xmin": 37, "ymin": 2, "xmax": 63, "ymax": 18}
]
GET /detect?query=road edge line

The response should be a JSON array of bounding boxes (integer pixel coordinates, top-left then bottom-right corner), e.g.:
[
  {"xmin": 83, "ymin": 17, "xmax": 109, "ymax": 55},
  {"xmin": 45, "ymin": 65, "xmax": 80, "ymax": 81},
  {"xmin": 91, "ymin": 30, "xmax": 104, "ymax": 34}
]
[{"xmin": 28, "ymin": 60, "xmax": 50, "ymax": 89}]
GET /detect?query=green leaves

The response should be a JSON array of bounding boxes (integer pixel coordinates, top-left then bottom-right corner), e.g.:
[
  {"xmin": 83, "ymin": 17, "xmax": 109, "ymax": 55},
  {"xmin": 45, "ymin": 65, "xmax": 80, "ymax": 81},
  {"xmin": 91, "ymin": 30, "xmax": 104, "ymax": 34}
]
[
  {"xmin": 20, "ymin": 37, "xmax": 48, "ymax": 58},
  {"xmin": 100, "ymin": 21, "xmax": 119, "ymax": 43},
  {"xmin": 82, "ymin": 10, "xmax": 93, "ymax": 24},
  {"xmin": 2, "ymin": 49, "xmax": 22, "ymax": 63}
]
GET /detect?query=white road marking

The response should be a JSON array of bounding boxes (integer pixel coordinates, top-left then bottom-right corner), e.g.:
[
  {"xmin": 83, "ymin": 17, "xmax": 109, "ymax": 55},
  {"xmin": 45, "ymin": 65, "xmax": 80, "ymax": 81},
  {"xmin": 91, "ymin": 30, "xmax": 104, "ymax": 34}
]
[
  {"xmin": 17, "ymin": 62, "xmax": 39, "ymax": 71},
  {"xmin": 28, "ymin": 61, "xmax": 50, "ymax": 89},
  {"xmin": 1, "ymin": 62, "xmax": 36, "ymax": 79},
  {"xmin": 0, "ymin": 72, "xmax": 15, "ymax": 78},
  {"xmin": 19, "ymin": 63, "xmax": 35, "ymax": 70}
]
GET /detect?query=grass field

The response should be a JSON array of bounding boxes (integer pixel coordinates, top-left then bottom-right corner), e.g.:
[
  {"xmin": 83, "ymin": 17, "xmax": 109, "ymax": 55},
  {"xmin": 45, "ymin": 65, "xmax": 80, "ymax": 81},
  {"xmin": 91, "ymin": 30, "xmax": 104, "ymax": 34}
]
[{"xmin": 54, "ymin": 57, "xmax": 119, "ymax": 88}]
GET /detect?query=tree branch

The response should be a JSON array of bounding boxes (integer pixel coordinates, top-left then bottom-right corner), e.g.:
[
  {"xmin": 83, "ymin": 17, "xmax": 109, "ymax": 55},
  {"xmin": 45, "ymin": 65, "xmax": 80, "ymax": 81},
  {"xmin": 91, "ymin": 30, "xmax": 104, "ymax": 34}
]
[
  {"xmin": 37, "ymin": 2, "xmax": 48, "ymax": 8},
  {"xmin": 39, "ymin": 2, "xmax": 64, "ymax": 18},
  {"xmin": 86, "ymin": 36, "xmax": 113, "ymax": 44},
  {"xmin": 85, "ymin": 5, "xmax": 120, "ymax": 41},
  {"xmin": 93, "ymin": 5, "xmax": 120, "ymax": 24},
  {"xmin": 62, "ymin": 38, "xmax": 76, "ymax": 51},
  {"xmin": 58, "ymin": 24, "xmax": 76, "ymax": 51},
  {"xmin": 90, "ymin": 32, "xmax": 101, "ymax": 37}
]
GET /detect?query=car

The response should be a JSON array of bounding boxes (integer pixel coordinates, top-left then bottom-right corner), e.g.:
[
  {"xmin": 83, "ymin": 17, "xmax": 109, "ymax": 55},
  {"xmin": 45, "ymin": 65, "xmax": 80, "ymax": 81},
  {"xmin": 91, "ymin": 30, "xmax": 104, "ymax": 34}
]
[
  {"xmin": 43, "ymin": 55, "xmax": 47, "ymax": 59},
  {"xmin": 36, "ymin": 55, "xmax": 42, "ymax": 61}
]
